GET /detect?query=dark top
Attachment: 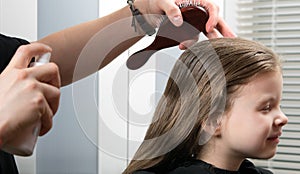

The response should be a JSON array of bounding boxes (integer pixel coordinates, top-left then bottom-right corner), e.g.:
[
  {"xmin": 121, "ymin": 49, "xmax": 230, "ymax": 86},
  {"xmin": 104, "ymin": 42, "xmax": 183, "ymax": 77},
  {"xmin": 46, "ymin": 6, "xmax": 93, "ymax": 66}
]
[
  {"xmin": 133, "ymin": 159, "xmax": 273, "ymax": 174},
  {"xmin": 0, "ymin": 33, "xmax": 29, "ymax": 174}
]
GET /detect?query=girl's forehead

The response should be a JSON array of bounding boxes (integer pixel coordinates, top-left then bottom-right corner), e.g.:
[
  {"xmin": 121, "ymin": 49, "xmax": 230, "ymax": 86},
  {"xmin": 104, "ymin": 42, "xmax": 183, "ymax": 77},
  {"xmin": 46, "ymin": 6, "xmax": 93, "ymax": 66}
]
[{"xmin": 236, "ymin": 71, "xmax": 282, "ymax": 97}]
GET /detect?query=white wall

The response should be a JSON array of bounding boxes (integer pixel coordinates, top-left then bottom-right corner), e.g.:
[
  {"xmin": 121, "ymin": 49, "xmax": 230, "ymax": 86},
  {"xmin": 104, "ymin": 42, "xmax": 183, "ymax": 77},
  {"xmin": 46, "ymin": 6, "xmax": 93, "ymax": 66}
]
[
  {"xmin": 98, "ymin": 1, "xmax": 159, "ymax": 173},
  {"xmin": 98, "ymin": 2, "xmax": 129, "ymax": 170},
  {"xmin": 37, "ymin": 0, "xmax": 99, "ymax": 174},
  {"xmin": 0, "ymin": 0, "xmax": 37, "ymax": 41},
  {"xmin": 224, "ymin": 0, "xmax": 238, "ymax": 34}
]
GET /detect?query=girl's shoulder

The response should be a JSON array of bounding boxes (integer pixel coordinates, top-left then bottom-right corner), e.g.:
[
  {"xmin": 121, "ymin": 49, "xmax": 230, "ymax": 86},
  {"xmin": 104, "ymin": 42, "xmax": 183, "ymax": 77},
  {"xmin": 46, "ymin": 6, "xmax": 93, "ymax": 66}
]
[
  {"xmin": 133, "ymin": 171, "xmax": 156, "ymax": 174},
  {"xmin": 133, "ymin": 160, "xmax": 219, "ymax": 174},
  {"xmin": 168, "ymin": 159, "xmax": 274, "ymax": 174},
  {"xmin": 133, "ymin": 159, "xmax": 273, "ymax": 174},
  {"xmin": 167, "ymin": 159, "xmax": 230, "ymax": 174},
  {"xmin": 239, "ymin": 159, "xmax": 273, "ymax": 174}
]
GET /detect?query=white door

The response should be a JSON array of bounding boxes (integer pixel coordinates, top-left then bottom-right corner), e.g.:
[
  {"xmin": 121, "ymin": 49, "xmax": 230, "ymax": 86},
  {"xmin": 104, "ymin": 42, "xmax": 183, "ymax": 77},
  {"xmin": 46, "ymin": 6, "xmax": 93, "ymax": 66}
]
[
  {"xmin": 97, "ymin": 1, "xmax": 181, "ymax": 173},
  {"xmin": 0, "ymin": 0, "xmax": 37, "ymax": 41},
  {"xmin": 97, "ymin": 0, "xmax": 160, "ymax": 173}
]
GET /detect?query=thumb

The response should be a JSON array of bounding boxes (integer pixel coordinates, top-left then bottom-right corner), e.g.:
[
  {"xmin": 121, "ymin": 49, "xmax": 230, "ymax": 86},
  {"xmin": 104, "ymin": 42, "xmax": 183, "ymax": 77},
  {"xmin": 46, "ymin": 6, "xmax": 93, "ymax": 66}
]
[
  {"xmin": 159, "ymin": 1, "xmax": 183, "ymax": 27},
  {"xmin": 7, "ymin": 42, "xmax": 52, "ymax": 70}
]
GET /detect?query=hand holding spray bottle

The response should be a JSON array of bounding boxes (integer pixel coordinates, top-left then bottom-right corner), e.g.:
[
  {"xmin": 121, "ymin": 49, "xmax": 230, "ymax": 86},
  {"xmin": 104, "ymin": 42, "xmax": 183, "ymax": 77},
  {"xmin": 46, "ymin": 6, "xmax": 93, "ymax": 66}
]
[{"xmin": 8, "ymin": 53, "xmax": 51, "ymax": 156}]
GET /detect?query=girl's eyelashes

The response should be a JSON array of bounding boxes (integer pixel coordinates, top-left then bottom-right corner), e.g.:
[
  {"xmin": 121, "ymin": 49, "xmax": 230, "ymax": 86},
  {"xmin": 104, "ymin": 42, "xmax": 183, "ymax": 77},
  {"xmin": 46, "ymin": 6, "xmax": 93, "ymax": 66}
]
[
  {"xmin": 261, "ymin": 103, "xmax": 272, "ymax": 113},
  {"xmin": 259, "ymin": 99, "xmax": 283, "ymax": 114},
  {"xmin": 263, "ymin": 106, "xmax": 271, "ymax": 112}
]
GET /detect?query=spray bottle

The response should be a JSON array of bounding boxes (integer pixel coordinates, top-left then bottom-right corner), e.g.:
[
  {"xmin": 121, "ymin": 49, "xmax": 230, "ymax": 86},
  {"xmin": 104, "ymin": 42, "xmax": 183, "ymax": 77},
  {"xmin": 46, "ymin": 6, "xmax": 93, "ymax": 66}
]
[{"xmin": 7, "ymin": 53, "xmax": 51, "ymax": 156}]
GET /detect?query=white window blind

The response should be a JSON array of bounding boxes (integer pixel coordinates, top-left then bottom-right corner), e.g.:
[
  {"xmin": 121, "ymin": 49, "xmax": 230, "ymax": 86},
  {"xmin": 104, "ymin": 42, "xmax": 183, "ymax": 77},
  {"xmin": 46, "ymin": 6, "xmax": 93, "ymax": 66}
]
[{"xmin": 237, "ymin": 0, "xmax": 300, "ymax": 173}]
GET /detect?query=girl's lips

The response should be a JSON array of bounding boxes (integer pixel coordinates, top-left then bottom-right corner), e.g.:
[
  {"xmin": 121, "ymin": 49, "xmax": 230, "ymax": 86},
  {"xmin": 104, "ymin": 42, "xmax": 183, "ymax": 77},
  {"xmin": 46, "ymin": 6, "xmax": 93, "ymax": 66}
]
[
  {"xmin": 267, "ymin": 137, "xmax": 279, "ymax": 144},
  {"xmin": 267, "ymin": 132, "xmax": 282, "ymax": 142},
  {"xmin": 267, "ymin": 136, "xmax": 278, "ymax": 140}
]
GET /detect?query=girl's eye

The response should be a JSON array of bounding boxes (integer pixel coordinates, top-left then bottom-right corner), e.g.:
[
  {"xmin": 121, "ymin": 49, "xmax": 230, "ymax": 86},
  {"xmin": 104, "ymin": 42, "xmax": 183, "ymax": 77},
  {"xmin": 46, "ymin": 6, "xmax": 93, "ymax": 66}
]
[{"xmin": 262, "ymin": 105, "xmax": 271, "ymax": 112}]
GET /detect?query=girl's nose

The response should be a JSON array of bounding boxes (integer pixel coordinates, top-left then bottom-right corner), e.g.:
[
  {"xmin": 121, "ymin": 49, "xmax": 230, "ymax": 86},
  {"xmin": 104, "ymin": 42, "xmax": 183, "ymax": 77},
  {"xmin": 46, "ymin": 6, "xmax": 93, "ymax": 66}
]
[{"xmin": 274, "ymin": 109, "xmax": 288, "ymax": 127}]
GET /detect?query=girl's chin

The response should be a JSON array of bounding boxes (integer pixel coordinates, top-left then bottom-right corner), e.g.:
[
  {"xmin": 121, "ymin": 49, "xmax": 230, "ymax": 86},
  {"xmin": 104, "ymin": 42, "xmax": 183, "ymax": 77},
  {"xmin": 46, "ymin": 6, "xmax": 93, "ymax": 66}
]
[
  {"xmin": 254, "ymin": 152, "xmax": 276, "ymax": 160},
  {"xmin": 248, "ymin": 148, "xmax": 277, "ymax": 160}
]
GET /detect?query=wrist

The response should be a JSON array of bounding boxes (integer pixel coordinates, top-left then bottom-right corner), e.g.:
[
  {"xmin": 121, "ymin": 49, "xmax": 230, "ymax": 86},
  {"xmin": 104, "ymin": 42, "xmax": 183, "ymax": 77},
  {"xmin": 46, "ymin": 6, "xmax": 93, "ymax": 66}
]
[
  {"xmin": 133, "ymin": 0, "xmax": 166, "ymax": 28},
  {"xmin": 127, "ymin": 0, "xmax": 156, "ymax": 36}
]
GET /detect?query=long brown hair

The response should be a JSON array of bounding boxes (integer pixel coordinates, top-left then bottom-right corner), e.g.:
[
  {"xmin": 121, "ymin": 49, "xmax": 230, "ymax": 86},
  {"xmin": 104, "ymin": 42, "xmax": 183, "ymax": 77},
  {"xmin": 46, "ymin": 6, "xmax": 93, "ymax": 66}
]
[{"xmin": 124, "ymin": 38, "xmax": 281, "ymax": 174}]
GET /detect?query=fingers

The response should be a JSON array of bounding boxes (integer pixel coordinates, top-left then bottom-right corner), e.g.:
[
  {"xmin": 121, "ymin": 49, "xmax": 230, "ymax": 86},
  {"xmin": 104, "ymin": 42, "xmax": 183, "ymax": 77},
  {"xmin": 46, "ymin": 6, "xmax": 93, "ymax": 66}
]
[
  {"xmin": 9, "ymin": 43, "xmax": 60, "ymax": 136},
  {"xmin": 206, "ymin": 21, "xmax": 237, "ymax": 39},
  {"xmin": 201, "ymin": 1, "xmax": 220, "ymax": 33},
  {"xmin": 27, "ymin": 63, "xmax": 61, "ymax": 89},
  {"xmin": 178, "ymin": 36, "xmax": 199, "ymax": 50},
  {"xmin": 32, "ymin": 79, "xmax": 60, "ymax": 136},
  {"xmin": 199, "ymin": 1, "xmax": 236, "ymax": 37},
  {"xmin": 24, "ymin": 72, "xmax": 60, "ymax": 136},
  {"xmin": 6, "ymin": 43, "xmax": 52, "ymax": 70},
  {"xmin": 191, "ymin": 1, "xmax": 236, "ymax": 38},
  {"xmin": 202, "ymin": 1, "xmax": 236, "ymax": 38},
  {"xmin": 159, "ymin": 0, "xmax": 183, "ymax": 26},
  {"xmin": 216, "ymin": 18, "xmax": 237, "ymax": 38},
  {"xmin": 38, "ymin": 96, "xmax": 54, "ymax": 136},
  {"xmin": 39, "ymin": 82, "xmax": 61, "ymax": 116},
  {"xmin": 172, "ymin": 0, "xmax": 235, "ymax": 50},
  {"xmin": 20, "ymin": 83, "xmax": 57, "ymax": 136},
  {"xmin": 38, "ymin": 87, "xmax": 60, "ymax": 136},
  {"xmin": 28, "ymin": 63, "xmax": 61, "ymax": 118},
  {"xmin": 206, "ymin": 28, "xmax": 223, "ymax": 39}
]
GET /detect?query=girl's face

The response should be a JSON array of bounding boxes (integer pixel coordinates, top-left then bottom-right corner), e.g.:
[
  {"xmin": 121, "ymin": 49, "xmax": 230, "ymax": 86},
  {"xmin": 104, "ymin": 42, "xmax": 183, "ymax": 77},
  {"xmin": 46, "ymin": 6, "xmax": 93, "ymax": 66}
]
[{"xmin": 221, "ymin": 71, "xmax": 288, "ymax": 159}]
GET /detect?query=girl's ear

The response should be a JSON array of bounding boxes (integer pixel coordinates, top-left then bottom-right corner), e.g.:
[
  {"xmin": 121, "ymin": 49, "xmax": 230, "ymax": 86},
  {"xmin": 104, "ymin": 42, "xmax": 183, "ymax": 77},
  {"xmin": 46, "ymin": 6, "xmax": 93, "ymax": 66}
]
[
  {"xmin": 213, "ymin": 121, "xmax": 222, "ymax": 137},
  {"xmin": 199, "ymin": 115, "xmax": 223, "ymax": 145},
  {"xmin": 210, "ymin": 114, "xmax": 224, "ymax": 137},
  {"xmin": 213, "ymin": 114, "xmax": 226, "ymax": 137}
]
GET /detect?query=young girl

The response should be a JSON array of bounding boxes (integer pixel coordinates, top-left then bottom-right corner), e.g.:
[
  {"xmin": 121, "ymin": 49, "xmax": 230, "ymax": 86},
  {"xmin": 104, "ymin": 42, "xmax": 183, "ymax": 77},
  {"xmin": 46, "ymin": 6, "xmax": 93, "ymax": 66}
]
[{"xmin": 124, "ymin": 38, "xmax": 288, "ymax": 174}]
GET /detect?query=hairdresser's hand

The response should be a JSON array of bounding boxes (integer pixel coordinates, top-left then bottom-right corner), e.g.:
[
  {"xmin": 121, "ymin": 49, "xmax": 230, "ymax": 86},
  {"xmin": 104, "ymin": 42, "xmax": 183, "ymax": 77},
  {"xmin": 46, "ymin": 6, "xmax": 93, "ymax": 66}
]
[
  {"xmin": 0, "ymin": 43, "xmax": 61, "ymax": 148},
  {"xmin": 177, "ymin": 1, "xmax": 236, "ymax": 49},
  {"xmin": 179, "ymin": 27, "xmax": 224, "ymax": 49},
  {"xmin": 134, "ymin": 0, "xmax": 236, "ymax": 49}
]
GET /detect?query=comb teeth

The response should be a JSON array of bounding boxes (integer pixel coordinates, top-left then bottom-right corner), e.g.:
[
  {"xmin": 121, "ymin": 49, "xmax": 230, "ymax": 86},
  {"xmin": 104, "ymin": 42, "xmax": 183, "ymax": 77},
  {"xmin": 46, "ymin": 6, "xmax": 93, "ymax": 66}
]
[{"xmin": 177, "ymin": 0, "xmax": 201, "ymax": 8}]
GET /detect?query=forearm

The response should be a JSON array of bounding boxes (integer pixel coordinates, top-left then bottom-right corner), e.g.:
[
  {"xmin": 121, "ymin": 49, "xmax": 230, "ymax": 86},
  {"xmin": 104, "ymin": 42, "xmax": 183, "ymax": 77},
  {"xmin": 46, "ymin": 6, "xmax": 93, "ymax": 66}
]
[
  {"xmin": 38, "ymin": 6, "xmax": 144, "ymax": 86},
  {"xmin": 37, "ymin": 0, "xmax": 235, "ymax": 87}
]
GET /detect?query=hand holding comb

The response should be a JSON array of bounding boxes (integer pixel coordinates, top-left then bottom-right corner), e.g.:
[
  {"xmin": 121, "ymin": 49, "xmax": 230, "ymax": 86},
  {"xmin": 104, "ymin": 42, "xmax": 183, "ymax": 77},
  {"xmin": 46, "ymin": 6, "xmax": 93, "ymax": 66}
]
[{"xmin": 126, "ymin": 5, "xmax": 208, "ymax": 70}]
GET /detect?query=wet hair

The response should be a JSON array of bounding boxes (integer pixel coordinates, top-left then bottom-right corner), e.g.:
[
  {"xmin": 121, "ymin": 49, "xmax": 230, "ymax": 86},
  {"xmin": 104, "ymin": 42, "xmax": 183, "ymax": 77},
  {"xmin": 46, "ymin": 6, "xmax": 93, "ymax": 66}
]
[{"xmin": 123, "ymin": 37, "xmax": 281, "ymax": 174}]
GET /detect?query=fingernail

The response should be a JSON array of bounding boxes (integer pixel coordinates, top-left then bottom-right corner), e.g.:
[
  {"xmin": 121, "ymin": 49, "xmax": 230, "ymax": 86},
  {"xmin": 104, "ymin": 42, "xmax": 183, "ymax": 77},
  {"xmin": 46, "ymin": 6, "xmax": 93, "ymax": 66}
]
[
  {"xmin": 172, "ymin": 15, "xmax": 183, "ymax": 26},
  {"xmin": 42, "ymin": 44, "xmax": 52, "ymax": 51},
  {"xmin": 208, "ymin": 25, "xmax": 214, "ymax": 32}
]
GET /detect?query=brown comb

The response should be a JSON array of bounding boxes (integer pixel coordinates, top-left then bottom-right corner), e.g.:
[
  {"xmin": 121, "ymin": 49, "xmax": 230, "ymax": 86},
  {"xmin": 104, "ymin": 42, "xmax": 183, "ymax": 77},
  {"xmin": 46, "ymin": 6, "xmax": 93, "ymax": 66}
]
[{"xmin": 126, "ymin": 6, "xmax": 208, "ymax": 70}]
